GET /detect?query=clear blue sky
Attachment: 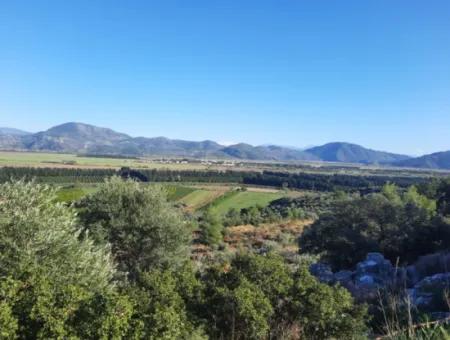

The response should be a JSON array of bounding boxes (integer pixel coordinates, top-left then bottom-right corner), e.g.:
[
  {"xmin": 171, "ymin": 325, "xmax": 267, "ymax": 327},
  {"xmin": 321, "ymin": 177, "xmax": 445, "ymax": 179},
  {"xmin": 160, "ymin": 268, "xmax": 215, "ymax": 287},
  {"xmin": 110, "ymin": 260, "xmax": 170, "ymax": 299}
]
[{"xmin": 1, "ymin": 1, "xmax": 449, "ymax": 155}]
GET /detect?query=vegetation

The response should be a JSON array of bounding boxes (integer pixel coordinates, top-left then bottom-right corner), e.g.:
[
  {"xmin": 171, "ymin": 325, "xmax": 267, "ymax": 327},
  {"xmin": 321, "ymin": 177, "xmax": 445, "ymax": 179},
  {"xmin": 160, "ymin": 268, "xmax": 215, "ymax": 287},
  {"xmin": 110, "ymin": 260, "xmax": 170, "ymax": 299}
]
[
  {"xmin": 1, "ymin": 170, "xmax": 450, "ymax": 338},
  {"xmin": 208, "ymin": 190, "xmax": 283, "ymax": 215},
  {"xmin": 300, "ymin": 183, "xmax": 450, "ymax": 269},
  {"xmin": 0, "ymin": 166, "xmax": 430, "ymax": 192},
  {"xmin": 0, "ymin": 177, "xmax": 371, "ymax": 339},
  {"xmin": 76, "ymin": 177, "xmax": 191, "ymax": 278}
]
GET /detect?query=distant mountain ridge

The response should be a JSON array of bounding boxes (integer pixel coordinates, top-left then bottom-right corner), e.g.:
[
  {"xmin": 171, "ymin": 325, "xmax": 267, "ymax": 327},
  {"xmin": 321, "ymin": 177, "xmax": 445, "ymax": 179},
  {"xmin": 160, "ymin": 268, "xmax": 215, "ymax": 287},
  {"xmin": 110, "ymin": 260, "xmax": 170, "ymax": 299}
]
[
  {"xmin": 0, "ymin": 122, "xmax": 448, "ymax": 169},
  {"xmin": 306, "ymin": 142, "xmax": 411, "ymax": 164},
  {"xmin": 0, "ymin": 127, "xmax": 31, "ymax": 136},
  {"xmin": 391, "ymin": 151, "xmax": 450, "ymax": 170}
]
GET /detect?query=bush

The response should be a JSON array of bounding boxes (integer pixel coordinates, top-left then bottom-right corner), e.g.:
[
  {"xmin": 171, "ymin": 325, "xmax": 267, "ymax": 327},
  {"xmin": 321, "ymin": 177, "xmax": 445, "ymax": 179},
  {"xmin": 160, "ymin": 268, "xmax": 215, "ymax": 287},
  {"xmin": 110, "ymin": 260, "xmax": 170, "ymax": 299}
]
[
  {"xmin": 201, "ymin": 253, "xmax": 368, "ymax": 339},
  {"xmin": 299, "ymin": 184, "xmax": 449, "ymax": 269},
  {"xmin": 77, "ymin": 177, "xmax": 191, "ymax": 278},
  {"xmin": 0, "ymin": 180, "xmax": 133, "ymax": 338},
  {"xmin": 289, "ymin": 265, "xmax": 368, "ymax": 339}
]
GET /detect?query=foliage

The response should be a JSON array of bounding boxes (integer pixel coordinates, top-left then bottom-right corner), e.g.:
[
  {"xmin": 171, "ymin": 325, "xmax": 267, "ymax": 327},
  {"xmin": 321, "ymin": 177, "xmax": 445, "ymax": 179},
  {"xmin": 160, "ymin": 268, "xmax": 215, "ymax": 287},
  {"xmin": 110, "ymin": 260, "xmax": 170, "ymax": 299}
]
[
  {"xmin": 77, "ymin": 177, "xmax": 191, "ymax": 278},
  {"xmin": 199, "ymin": 208, "xmax": 224, "ymax": 246},
  {"xmin": 300, "ymin": 184, "xmax": 449, "ymax": 269},
  {"xmin": 0, "ymin": 166, "xmax": 428, "ymax": 192},
  {"xmin": 202, "ymin": 267, "xmax": 274, "ymax": 339},
  {"xmin": 127, "ymin": 269, "xmax": 205, "ymax": 339},
  {"xmin": 0, "ymin": 180, "xmax": 115, "ymax": 292},
  {"xmin": 201, "ymin": 253, "xmax": 368, "ymax": 339},
  {"xmin": 289, "ymin": 265, "xmax": 368, "ymax": 339},
  {"xmin": 222, "ymin": 192, "xmax": 338, "ymax": 227},
  {"xmin": 0, "ymin": 180, "xmax": 131, "ymax": 338},
  {"xmin": 7, "ymin": 177, "xmax": 448, "ymax": 339}
]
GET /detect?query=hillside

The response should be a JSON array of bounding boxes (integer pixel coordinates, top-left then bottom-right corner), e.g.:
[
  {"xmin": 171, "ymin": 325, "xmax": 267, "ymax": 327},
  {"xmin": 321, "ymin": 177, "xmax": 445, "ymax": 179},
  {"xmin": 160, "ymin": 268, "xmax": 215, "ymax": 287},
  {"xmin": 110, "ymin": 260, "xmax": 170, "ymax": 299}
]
[
  {"xmin": 4, "ymin": 123, "xmax": 450, "ymax": 169},
  {"xmin": 21, "ymin": 122, "xmax": 130, "ymax": 153},
  {"xmin": 392, "ymin": 151, "xmax": 450, "ymax": 170},
  {"xmin": 305, "ymin": 142, "xmax": 410, "ymax": 164},
  {"xmin": 0, "ymin": 127, "xmax": 31, "ymax": 136},
  {"xmin": 0, "ymin": 122, "xmax": 317, "ymax": 161}
]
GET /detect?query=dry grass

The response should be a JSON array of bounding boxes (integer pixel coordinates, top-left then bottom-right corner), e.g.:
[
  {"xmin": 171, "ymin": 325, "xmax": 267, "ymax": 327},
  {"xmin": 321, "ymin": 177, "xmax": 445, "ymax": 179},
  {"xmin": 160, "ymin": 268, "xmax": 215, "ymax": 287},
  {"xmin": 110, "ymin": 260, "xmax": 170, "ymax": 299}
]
[{"xmin": 224, "ymin": 219, "xmax": 313, "ymax": 251}]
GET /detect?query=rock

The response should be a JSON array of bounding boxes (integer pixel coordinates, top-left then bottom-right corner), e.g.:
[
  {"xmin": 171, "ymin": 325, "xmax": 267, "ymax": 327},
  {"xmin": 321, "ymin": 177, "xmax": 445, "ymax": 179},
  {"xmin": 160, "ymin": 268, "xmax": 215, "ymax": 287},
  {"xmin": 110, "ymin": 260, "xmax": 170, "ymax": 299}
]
[
  {"xmin": 414, "ymin": 273, "xmax": 450, "ymax": 291},
  {"xmin": 409, "ymin": 273, "xmax": 450, "ymax": 311},
  {"xmin": 366, "ymin": 252, "xmax": 386, "ymax": 263},
  {"xmin": 309, "ymin": 252, "xmax": 450, "ymax": 313},
  {"xmin": 406, "ymin": 265, "xmax": 421, "ymax": 286},
  {"xmin": 334, "ymin": 270, "xmax": 353, "ymax": 284},
  {"xmin": 309, "ymin": 263, "xmax": 334, "ymax": 283},
  {"xmin": 354, "ymin": 253, "xmax": 395, "ymax": 289},
  {"xmin": 358, "ymin": 275, "xmax": 375, "ymax": 286},
  {"xmin": 395, "ymin": 266, "xmax": 408, "ymax": 286}
]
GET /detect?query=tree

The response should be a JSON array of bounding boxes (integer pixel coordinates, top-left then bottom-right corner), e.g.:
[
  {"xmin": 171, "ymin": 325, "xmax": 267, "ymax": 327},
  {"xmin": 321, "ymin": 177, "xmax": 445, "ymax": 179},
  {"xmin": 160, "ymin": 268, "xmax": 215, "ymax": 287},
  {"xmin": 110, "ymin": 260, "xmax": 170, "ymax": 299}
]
[
  {"xmin": 0, "ymin": 180, "xmax": 132, "ymax": 338},
  {"xmin": 289, "ymin": 265, "xmax": 368, "ymax": 339},
  {"xmin": 199, "ymin": 208, "xmax": 223, "ymax": 246},
  {"xmin": 127, "ymin": 269, "xmax": 206, "ymax": 339},
  {"xmin": 77, "ymin": 177, "xmax": 191, "ymax": 278},
  {"xmin": 203, "ymin": 267, "xmax": 273, "ymax": 340},
  {"xmin": 300, "ymin": 184, "xmax": 444, "ymax": 269},
  {"xmin": 231, "ymin": 253, "xmax": 292, "ymax": 309}
]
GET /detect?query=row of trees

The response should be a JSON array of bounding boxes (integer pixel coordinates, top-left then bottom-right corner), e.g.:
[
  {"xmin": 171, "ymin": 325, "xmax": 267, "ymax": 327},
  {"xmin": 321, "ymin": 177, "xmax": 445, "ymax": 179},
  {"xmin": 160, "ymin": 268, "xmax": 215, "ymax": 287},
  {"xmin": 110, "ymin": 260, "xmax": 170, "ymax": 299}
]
[
  {"xmin": 0, "ymin": 178, "xmax": 368, "ymax": 339},
  {"xmin": 0, "ymin": 166, "xmax": 428, "ymax": 192},
  {"xmin": 243, "ymin": 171, "xmax": 427, "ymax": 192}
]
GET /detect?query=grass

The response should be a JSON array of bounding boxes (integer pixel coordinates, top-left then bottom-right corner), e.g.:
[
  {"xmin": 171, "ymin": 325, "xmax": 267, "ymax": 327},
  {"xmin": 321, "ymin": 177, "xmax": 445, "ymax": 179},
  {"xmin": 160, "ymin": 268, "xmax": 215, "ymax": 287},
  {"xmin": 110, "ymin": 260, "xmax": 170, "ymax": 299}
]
[
  {"xmin": 56, "ymin": 185, "xmax": 98, "ymax": 202},
  {"xmin": 179, "ymin": 189, "xmax": 226, "ymax": 211},
  {"xmin": 0, "ymin": 151, "xmax": 212, "ymax": 170},
  {"xmin": 164, "ymin": 185, "xmax": 196, "ymax": 201},
  {"xmin": 50, "ymin": 179, "xmax": 289, "ymax": 213},
  {"xmin": 210, "ymin": 190, "xmax": 284, "ymax": 215}
]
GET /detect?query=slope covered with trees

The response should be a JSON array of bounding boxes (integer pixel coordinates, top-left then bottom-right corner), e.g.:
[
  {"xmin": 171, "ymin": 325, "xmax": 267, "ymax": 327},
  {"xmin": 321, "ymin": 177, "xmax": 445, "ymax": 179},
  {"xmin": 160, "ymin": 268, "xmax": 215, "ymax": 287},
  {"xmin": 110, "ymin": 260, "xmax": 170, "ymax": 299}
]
[{"xmin": 0, "ymin": 177, "xmax": 371, "ymax": 339}]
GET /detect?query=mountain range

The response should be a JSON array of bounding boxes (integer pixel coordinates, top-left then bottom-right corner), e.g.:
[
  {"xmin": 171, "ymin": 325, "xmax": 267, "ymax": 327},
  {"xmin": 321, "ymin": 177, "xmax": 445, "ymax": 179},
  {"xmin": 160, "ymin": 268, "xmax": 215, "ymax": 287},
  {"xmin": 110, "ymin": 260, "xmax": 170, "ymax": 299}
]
[{"xmin": 0, "ymin": 122, "xmax": 448, "ymax": 169}]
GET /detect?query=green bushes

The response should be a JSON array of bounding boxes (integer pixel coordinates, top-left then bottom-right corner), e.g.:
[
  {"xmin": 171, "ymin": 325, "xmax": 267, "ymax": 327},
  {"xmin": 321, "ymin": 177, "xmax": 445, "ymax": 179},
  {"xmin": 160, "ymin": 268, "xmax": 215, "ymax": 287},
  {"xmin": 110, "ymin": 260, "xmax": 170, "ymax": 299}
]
[
  {"xmin": 76, "ymin": 177, "xmax": 191, "ymax": 278},
  {"xmin": 0, "ymin": 178, "xmax": 371, "ymax": 339},
  {"xmin": 199, "ymin": 208, "xmax": 224, "ymax": 246},
  {"xmin": 201, "ymin": 253, "xmax": 368, "ymax": 339},
  {"xmin": 300, "ymin": 184, "xmax": 450, "ymax": 269},
  {"xmin": 0, "ymin": 180, "xmax": 127, "ymax": 338}
]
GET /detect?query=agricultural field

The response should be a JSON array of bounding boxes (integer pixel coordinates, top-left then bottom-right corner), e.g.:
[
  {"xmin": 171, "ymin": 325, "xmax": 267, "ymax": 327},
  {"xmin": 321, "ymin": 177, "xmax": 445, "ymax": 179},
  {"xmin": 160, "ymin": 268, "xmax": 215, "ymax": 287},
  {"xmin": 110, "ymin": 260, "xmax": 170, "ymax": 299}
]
[
  {"xmin": 208, "ymin": 190, "xmax": 285, "ymax": 215},
  {"xmin": 0, "ymin": 151, "xmax": 214, "ymax": 170},
  {"xmin": 55, "ymin": 185, "xmax": 98, "ymax": 202},
  {"xmin": 55, "ymin": 181, "xmax": 293, "ymax": 215}
]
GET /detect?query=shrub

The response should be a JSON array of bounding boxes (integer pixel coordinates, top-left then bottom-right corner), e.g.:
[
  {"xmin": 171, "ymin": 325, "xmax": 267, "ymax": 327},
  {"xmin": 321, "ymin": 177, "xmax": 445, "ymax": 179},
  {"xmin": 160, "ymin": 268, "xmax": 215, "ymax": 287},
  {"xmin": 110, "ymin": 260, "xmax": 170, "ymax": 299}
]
[
  {"xmin": 77, "ymin": 177, "xmax": 191, "ymax": 278},
  {"xmin": 299, "ymin": 184, "xmax": 448, "ymax": 269}
]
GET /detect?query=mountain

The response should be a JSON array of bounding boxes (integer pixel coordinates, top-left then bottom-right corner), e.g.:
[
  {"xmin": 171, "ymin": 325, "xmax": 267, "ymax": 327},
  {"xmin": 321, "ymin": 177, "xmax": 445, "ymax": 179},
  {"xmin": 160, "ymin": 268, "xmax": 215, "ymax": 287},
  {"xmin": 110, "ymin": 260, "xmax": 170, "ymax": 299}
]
[
  {"xmin": 21, "ymin": 122, "xmax": 130, "ymax": 153},
  {"xmin": 102, "ymin": 137, "xmax": 224, "ymax": 158},
  {"xmin": 0, "ymin": 122, "xmax": 318, "ymax": 161},
  {"xmin": 305, "ymin": 142, "xmax": 411, "ymax": 164},
  {"xmin": 3, "ymin": 123, "xmax": 449, "ymax": 168},
  {"xmin": 0, "ymin": 127, "xmax": 31, "ymax": 136},
  {"xmin": 221, "ymin": 144, "xmax": 317, "ymax": 161},
  {"xmin": 391, "ymin": 151, "xmax": 450, "ymax": 170}
]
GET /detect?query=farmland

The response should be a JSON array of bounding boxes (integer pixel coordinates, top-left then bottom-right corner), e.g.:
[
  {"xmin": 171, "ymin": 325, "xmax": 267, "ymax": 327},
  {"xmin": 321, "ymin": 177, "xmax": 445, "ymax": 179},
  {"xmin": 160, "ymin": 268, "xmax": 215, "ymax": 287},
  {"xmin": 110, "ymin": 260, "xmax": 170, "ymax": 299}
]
[
  {"xmin": 55, "ymin": 182, "xmax": 292, "ymax": 215},
  {"xmin": 0, "ymin": 151, "xmax": 215, "ymax": 170},
  {"xmin": 207, "ymin": 190, "xmax": 285, "ymax": 215}
]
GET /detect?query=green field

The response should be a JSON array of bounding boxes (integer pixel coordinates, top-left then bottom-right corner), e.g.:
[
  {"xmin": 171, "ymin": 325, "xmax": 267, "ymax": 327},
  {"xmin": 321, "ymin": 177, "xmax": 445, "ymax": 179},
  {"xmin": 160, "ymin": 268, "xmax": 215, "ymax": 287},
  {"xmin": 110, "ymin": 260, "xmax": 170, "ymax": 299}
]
[
  {"xmin": 0, "ymin": 151, "xmax": 212, "ymax": 170},
  {"xmin": 56, "ymin": 186, "xmax": 98, "ymax": 202},
  {"xmin": 209, "ymin": 190, "xmax": 284, "ymax": 215},
  {"xmin": 179, "ymin": 189, "xmax": 225, "ymax": 210},
  {"xmin": 55, "ymin": 181, "xmax": 292, "ymax": 214},
  {"xmin": 165, "ymin": 185, "xmax": 196, "ymax": 200}
]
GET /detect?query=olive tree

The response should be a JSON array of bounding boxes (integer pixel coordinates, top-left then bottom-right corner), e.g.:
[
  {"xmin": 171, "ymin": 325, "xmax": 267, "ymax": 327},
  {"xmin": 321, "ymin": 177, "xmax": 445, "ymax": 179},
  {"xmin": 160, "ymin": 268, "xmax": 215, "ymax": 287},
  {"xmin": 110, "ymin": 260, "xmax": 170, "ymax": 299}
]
[
  {"xmin": 0, "ymin": 180, "xmax": 132, "ymax": 338},
  {"xmin": 77, "ymin": 177, "xmax": 191, "ymax": 278}
]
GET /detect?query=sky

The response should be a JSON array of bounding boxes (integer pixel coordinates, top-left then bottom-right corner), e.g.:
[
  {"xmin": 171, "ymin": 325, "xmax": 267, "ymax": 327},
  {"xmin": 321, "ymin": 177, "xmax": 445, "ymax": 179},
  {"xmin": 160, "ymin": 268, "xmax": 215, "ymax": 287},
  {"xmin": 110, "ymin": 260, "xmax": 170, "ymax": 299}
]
[{"xmin": 1, "ymin": 1, "xmax": 450, "ymax": 155}]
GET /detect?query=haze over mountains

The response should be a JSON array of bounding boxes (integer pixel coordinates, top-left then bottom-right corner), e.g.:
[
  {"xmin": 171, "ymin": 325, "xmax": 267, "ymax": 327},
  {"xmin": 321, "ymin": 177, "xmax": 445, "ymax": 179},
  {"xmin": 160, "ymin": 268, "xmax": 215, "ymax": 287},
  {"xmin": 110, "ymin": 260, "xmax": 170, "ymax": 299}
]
[{"xmin": 0, "ymin": 122, "xmax": 449, "ymax": 169}]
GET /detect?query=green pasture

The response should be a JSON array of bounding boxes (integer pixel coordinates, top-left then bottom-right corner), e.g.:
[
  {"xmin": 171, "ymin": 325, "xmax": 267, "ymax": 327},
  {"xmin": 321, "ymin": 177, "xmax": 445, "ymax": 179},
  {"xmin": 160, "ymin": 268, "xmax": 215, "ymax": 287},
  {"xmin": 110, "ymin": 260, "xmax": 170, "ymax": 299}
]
[{"xmin": 208, "ymin": 190, "xmax": 284, "ymax": 215}]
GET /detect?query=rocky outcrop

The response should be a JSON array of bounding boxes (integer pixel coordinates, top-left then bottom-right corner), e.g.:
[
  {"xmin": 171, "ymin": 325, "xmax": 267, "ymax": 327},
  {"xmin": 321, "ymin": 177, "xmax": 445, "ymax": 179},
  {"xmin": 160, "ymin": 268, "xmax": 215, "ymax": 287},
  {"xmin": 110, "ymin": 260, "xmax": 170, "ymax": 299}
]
[{"xmin": 310, "ymin": 252, "xmax": 450, "ymax": 312}]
